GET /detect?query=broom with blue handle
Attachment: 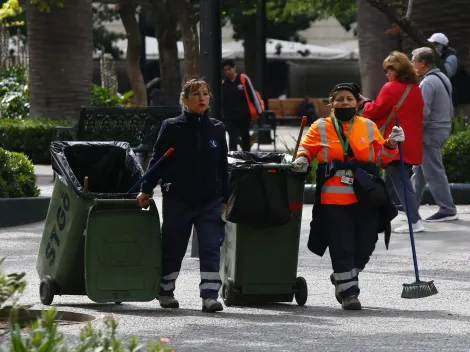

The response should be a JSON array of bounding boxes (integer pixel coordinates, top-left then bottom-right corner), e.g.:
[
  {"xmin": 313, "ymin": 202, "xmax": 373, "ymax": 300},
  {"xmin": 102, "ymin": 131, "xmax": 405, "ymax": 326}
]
[
  {"xmin": 127, "ymin": 147, "xmax": 174, "ymax": 194},
  {"xmin": 393, "ymin": 106, "xmax": 438, "ymax": 299}
]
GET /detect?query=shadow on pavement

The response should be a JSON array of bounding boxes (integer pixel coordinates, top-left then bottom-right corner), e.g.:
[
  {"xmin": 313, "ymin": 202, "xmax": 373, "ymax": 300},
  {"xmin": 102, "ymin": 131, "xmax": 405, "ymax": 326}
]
[{"xmin": 53, "ymin": 302, "xmax": 470, "ymax": 323}]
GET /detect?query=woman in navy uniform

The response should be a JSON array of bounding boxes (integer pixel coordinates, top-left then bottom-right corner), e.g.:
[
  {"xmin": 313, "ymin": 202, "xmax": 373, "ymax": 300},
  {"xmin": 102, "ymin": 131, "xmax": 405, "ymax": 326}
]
[{"xmin": 137, "ymin": 78, "xmax": 229, "ymax": 313}]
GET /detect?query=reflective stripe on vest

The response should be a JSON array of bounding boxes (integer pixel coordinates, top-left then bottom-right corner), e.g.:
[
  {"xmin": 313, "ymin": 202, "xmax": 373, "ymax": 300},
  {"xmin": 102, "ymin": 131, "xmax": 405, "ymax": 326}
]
[
  {"xmin": 317, "ymin": 118, "xmax": 329, "ymax": 162},
  {"xmin": 365, "ymin": 119, "xmax": 375, "ymax": 161},
  {"xmin": 317, "ymin": 117, "xmax": 374, "ymax": 205}
]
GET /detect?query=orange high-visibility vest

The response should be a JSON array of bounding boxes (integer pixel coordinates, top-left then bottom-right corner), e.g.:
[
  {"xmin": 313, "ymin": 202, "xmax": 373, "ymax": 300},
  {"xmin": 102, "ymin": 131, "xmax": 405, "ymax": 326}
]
[{"xmin": 297, "ymin": 116, "xmax": 398, "ymax": 205}]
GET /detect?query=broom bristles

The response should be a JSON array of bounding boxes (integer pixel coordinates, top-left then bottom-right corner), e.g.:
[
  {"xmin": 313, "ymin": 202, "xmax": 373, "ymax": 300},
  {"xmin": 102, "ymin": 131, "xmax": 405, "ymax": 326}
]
[{"xmin": 401, "ymin": 280, "xmax": 438, "ymax": 299}]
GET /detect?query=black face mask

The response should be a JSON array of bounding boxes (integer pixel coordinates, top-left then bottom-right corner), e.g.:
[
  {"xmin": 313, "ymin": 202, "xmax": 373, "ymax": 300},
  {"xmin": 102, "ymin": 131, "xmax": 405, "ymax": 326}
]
[{"xmin": 334, "ymin": 107, "xmax": 356, "ymax": 121}]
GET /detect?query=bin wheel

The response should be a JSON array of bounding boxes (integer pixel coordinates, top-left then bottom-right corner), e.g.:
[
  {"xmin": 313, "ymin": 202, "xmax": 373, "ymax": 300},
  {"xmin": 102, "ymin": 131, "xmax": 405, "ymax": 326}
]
[
  {"xmin": 39, "ymin": 276, "xmax": 55, "ymax": 306},
  {"xmin": 222, "ymin": 279, "xmax": 236, "ymax": 306},
  {"xmin": 294, "ymin": 277, "xmax": 308, "ymax": 306}
]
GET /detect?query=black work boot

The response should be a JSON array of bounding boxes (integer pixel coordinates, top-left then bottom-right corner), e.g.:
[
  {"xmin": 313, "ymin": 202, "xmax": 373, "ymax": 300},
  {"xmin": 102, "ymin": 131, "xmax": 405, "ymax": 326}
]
[
  {"xmin": 329, "ymin": 274, "xmax": 342, "ymax": 304},
  {"xmin": 342, "ymin": 295, "xmax": 362, "ymax": 310}
]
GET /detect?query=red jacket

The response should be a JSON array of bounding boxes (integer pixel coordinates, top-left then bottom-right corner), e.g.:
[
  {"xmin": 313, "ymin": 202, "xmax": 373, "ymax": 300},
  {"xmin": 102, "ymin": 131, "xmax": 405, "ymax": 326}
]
[{"xmin": 362, "ymin": 81, "xmax": 424, "ymax": 165}]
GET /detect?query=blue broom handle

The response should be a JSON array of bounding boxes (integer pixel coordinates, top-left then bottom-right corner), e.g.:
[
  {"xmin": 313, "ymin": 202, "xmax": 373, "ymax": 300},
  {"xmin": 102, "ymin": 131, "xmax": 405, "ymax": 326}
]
[
  {"xmin": 394, "ymin": 114, "xmax": 420, "ymax": 282},
  {"xmin": 127, "ymin": 147, "xmax": 174, "ymax": 194}
]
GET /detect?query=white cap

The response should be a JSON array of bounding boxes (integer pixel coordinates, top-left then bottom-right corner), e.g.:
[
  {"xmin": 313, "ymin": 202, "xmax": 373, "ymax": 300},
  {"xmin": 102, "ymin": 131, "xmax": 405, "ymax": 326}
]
[{"xmin": 428, "ymin": 33, "xmax": 449, "ymax": 46}]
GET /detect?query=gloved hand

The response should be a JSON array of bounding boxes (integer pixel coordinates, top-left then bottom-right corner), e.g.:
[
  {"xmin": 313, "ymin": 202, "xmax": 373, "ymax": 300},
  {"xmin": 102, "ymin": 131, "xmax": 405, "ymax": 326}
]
[
  {"xmin": 136, "ymin": 192, "xmax": 150, "ymax": 208},
  {"xmin": 292, "ymin": 156, "xmax": 309, "ymax": 173},
  {"xmin": 387, "ymin": 126, "xmax": 405, "ymax": 145}
]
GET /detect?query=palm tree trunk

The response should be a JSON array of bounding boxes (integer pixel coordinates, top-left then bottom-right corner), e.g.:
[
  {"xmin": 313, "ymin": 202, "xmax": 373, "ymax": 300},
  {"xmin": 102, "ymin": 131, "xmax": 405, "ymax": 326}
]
[
  {"xmin": 118, "ymin": 0, "xmax": 147, "ymax": 107},
  {"xmin": 357, "ymin": 0, "xmax": 399, "ymax": 99},
  {"xmin": 26, "ymin": 0, "xmax": 93, "ymax": 119}
]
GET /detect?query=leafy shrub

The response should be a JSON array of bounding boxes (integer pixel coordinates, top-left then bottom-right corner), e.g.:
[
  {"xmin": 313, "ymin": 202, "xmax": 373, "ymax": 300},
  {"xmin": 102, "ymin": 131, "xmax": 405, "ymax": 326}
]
[
  {"xmin": 0, "ymin": 259, "xmax": 175, "ymax": 351},
  {"xmin": 0, "ymin": 258, "xmax": 27, "ymax": 316},
  {"xmin": 2, "ymin": 308, "xmax": 175, "ymax": 352},
  {"xmin": 0, "ymin": 65, "xmax": 29, "ymax": 119},
  {"xmin": 0, "ymin": 147, "xmax": 40, "ymax": 198},
  {"xmin": 91, "ymin": 84, "xmax": 133, "ymax": 107},
  {"xmin": 442, "ymin": 130, "xmax": 470, "ymax": 183},
  {"xmin": 451, "ymin": 108, "xmax": 468, "ymax": 135},
  {"xmin": 0, "ymin": 118, "xmax": 76, "ymax": 164}
]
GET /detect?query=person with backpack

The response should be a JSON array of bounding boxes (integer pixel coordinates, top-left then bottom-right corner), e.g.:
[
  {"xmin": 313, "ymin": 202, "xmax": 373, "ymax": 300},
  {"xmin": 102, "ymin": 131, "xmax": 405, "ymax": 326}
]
[
  {"xmin": 428, "ymin": 32, "xmax": 470, "ymax": 106},
  {"xmin": 428, "ymin": 33, "xmax": 458, "ymax": 79},
  {"xmin": 221, "ymin": 59, "xmax": 264, "ymax": 151},
  {"xmin": 411, "ymin": 47, "xmax": 458, "ymax": 222}
]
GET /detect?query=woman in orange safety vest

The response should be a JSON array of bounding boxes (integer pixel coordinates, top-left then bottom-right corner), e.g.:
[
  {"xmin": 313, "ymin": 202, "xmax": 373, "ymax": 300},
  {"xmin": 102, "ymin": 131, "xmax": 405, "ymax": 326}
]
[{"xmin": 292, "ymin": 83, "xmax": 405, "ymax": 310}]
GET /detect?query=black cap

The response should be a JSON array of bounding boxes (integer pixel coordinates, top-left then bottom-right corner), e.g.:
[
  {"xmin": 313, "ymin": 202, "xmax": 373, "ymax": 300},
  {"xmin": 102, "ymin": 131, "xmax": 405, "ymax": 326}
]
[{"xmin": 329, "ymin": 83, "xmax": 361, "ymax": 101}]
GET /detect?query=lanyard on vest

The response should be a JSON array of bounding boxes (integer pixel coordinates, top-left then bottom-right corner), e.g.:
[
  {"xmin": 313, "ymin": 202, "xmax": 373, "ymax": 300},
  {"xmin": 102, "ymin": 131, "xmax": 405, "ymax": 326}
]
[{"xmin": 333, "ymin": 117, "xmax": 355, "ymax": 159}]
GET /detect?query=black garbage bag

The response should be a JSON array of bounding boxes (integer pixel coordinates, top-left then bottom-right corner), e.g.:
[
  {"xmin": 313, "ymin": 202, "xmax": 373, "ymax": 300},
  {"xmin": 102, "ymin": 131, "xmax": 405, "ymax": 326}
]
[
  {"xmin": 50, "ymin": 141, "xmax": 144, "ymax": 200},
  {"xmin": 226, "ymin": 151, "xmax": 293, "ymax": 227},
  {"xmin": 227, "ymin": 151, "xmax": 292, "ymax": 165}
]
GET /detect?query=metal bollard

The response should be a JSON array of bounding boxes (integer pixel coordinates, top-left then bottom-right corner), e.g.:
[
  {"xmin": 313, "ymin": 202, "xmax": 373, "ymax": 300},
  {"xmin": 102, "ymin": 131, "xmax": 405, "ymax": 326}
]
[{"xmin": 190, "ymin": 226, "xmax": 199, "ymax": 258}]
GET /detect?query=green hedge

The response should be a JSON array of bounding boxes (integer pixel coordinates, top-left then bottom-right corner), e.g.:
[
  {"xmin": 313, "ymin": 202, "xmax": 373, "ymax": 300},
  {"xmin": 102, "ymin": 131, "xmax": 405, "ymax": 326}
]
[
  {"xmin": 443, "ymin": 130, "xmax": 470, "ymax": 183},
  {"xmin": 0, "ymin": 118, "xmax": 76, "ymax": 164},
  {"xmin": 0, "ymin": 147, "xmax": 40, "ymax": 198}
]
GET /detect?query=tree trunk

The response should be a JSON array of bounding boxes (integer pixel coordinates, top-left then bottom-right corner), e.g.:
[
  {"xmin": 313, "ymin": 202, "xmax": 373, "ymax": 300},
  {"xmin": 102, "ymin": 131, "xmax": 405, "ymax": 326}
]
[
  {"xmin": 153, "ymin": 1, "xmax": 181, "ymax": 104},
  {"xmin": 118, "ymin": 0, "xmax": 147, "ymax": 107},
  {"xmin": 356, "ymin": 0, "xmax": 399, "ymax": 99},
  {"xmin": 243, "ymin": 20, "xmax": 257, "ymax": 84},
  {"xmin": 26, "ymin": 0, "xmax": 93, "ymax": 119},
  {"xmin": 168, "ymin": 0, "xmax": 200, "ymax": 80}
]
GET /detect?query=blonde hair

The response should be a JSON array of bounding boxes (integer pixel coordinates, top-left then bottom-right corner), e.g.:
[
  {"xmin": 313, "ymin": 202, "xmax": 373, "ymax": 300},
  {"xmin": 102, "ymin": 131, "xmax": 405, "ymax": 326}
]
[
  {"xmin": 383, "ymin": 51, "xmax": 419, "ymax": 84},
  {"xmin": 180, "ymin": 78, "xmax": 211, "ymax": 111}
]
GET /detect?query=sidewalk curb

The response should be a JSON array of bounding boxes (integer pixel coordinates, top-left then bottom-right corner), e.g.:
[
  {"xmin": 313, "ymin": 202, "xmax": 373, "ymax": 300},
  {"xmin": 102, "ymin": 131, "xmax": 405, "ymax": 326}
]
[
  {"xmin": 303, "ymin": 183, "xmax": 470, "ymax": 205},
  {"xmin": 0, "ymin": 197, "xmax": 51, "ymax": 228}
]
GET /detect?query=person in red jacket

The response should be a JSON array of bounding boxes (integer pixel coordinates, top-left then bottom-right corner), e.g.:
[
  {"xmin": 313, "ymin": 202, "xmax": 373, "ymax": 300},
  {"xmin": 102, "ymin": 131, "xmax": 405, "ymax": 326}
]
[{"xmin": 361, "ymin": 51, "xmax": 425, "ymax": 233}]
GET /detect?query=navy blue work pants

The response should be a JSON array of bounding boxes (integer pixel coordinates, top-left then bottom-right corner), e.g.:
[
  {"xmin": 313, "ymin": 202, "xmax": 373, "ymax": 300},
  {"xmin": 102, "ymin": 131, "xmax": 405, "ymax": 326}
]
[
  {"xmin": 322, "ymin": 203, "xmax": 378, "ymax": 299},
  {"xmin": 159, "ymin": 196, "xmax": 225, "ymax": 299}
]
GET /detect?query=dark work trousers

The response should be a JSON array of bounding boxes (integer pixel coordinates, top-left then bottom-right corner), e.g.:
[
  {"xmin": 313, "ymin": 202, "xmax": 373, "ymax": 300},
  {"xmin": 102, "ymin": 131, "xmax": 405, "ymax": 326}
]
[
  {"xmin": 159, "ymin": 196, "xmax": 226, "ymax": 299},
  {"xmin": 224, "ymin": 116, "xmax": 251, "ymax": 151},
  {"xmin": 322, "ymin": 203, "xmax": 378, "ymax": 299},
  {"xmin": 384, "ymin": 161, "xmax": 421, "ymax": 224}
]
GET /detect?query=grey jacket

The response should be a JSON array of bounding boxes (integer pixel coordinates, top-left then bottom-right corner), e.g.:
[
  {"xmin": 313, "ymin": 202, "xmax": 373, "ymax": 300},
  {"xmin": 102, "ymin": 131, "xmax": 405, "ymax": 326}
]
[{"xmin": 419, "ymin": 67, "xmax": 453, "ymax": 131}]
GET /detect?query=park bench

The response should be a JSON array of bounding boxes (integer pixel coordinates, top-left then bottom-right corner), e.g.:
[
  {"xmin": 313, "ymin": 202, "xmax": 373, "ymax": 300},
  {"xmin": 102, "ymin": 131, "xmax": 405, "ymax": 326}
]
[
  {"xmin": 268, "ymin": 98, "xmax": 330, "ymax": 123},
  {"xmin": 54, "ymin": 106, "xmax": 183, "ymax": 168}
]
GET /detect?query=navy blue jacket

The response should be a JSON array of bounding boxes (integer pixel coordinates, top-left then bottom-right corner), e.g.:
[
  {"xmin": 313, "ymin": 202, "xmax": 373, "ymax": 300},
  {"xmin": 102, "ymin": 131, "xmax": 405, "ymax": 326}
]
[{"xmin": 140, "ymin": 110, "xmax": 229, "ymax": 204}]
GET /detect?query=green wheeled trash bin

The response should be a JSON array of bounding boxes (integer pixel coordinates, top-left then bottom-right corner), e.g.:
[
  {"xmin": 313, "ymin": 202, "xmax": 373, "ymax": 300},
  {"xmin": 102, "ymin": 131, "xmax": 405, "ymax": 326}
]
[
  {"xmin": 36, "ymin": 141, "xmax": 162, "ymax": 305},
  {"xmin": 220, "ymin": 152, "xmax": 308, "ymax": 306}
]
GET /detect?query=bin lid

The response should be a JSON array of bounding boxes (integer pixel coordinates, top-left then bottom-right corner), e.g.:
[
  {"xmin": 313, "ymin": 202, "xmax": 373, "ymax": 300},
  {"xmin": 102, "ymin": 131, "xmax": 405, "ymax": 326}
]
[{"xmin": 84, "ymin": 199, "xmax": 161, "ymax": 302}]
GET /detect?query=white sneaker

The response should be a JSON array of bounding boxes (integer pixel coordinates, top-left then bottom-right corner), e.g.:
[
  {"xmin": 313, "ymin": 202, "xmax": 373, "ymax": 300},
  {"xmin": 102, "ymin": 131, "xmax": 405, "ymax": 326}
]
[
  {"xmin": 159, "ymin": 296, "xmax": 179, "ymax": 308},
  {"xmin": 202, "ymin": 298, "xmax": 223, "ymax": 313},
  {"xmin": 393, "ymin": 220, "xmax": 425, "ymax": 233}
]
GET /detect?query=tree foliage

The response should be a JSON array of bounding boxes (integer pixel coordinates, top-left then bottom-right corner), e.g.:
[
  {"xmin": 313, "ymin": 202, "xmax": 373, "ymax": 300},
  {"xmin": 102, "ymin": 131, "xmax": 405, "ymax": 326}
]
[
  {"xmin": 222, "ymin": 0, "xmax": 318, "ymax": 43},
  {"xmin": 282, "ymin": 0, "xmax": 357, "ymax": 31},
  {"xmin": 93, "ymin": 4, "xmax": 125, "ymax": 59}
]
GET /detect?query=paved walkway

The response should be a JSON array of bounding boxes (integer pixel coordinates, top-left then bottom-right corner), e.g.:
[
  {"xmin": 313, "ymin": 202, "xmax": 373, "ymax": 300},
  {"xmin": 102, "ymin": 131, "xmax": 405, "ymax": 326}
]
[
  {"xmin": 1, "ymin": 126, "xmax": 467, "ymax": 350},
  {"xmin": 1, "ymin": 204, "xmax": 469, "ymax": 351}
]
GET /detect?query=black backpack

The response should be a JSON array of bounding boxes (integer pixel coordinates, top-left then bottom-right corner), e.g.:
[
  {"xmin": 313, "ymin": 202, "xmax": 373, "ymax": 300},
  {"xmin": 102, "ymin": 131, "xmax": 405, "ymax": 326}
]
[
  {"xmin": 450, "ymin": 65, "xmax": 470, "ymax": 105},
  {"xmin": 442, "ymin": 48, "xmax": 470, "ymax": 105}
]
